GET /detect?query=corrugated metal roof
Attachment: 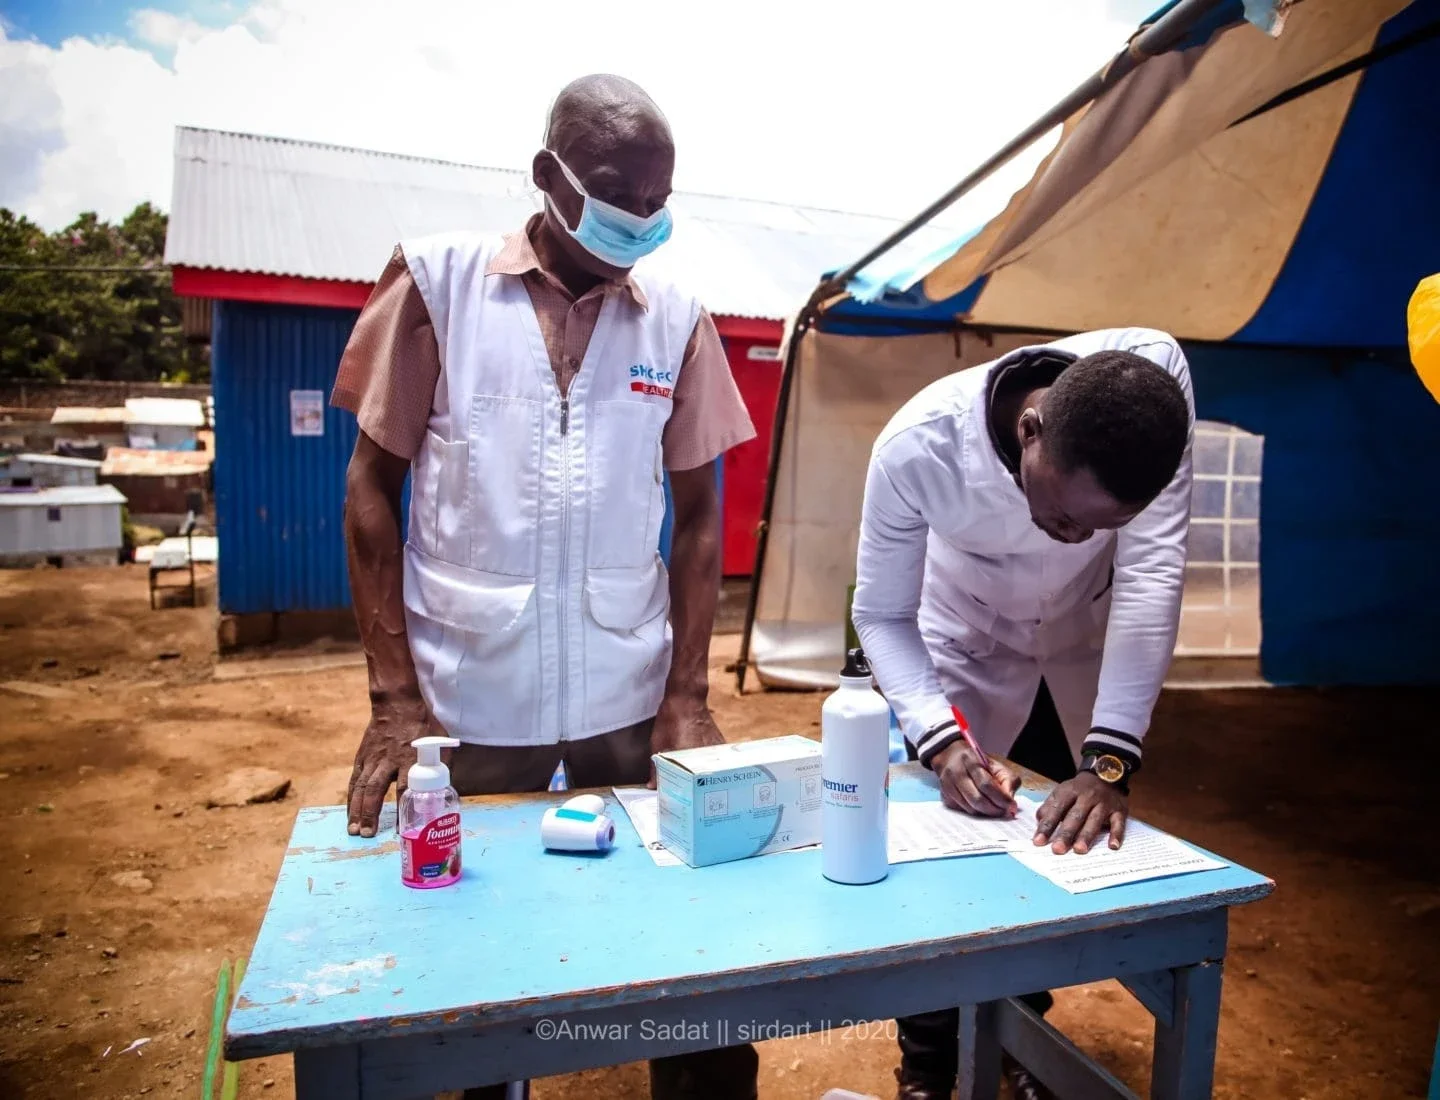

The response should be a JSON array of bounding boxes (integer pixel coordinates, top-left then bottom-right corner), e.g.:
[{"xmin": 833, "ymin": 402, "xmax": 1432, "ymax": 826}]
[
  {"xmin": 0, "ymin": 485, "xmax": 127, "ymax": 508},
  {"xmin": 8, "ymin": 453, "xmax": 103, "ymax": 469},
  {"xmin": 124, "ymin": 397, "xmax": 207, "ymax": 428},
  {"xmin": 51, "ymin": 407, "xmax": 128, "ymax": 425},
  {"xmin": 101, "ymin": 447, "xmax": 212, "ymax": 477},
  {"xmin": 164, "ymin": 126, "xmax": 962, "ymax": 321}
]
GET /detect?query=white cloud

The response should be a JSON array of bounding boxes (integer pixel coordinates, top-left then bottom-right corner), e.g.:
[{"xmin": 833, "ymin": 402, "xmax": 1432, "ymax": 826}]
[
  {"xmin": 1, "ymin": 0, "xmax": 1139, "ymax": 231},
  {"xmin": 1, "ymin": 30, "xmax": 175, "ymax": 226},
  {"xmin": 0, "ymin": 46, "xmax": 66, "ymax": 209},
  {"xmin": 129, "ymin": 9, "xmax": 209, "ymax": 49}
]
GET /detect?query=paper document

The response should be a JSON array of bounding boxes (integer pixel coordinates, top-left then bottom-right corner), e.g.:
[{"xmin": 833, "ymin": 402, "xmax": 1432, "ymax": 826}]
[
  {"xmin": 615, "ymin": 787, "xmax": 1214, "ymax": 884},
  {"xmin": 1008, "ymin": 821, "xmax": 1226, "ymax": 893},
  {"xmin": 611, "ymin": 787, "xmax": 684, "ymax": 867},
  {"xmin": 887, "ymin": 798, "xmax": 1042, "ymax": 864}
]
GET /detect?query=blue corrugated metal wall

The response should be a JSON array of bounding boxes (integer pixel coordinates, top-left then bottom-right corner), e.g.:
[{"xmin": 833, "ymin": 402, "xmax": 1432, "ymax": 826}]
[
  {"xmin": 213, "ymin": 299, "xmax": 720, "ymax": 617},
  {"xmin": 213, "ymin": 300, "xmax": 366, "ymax": 614},
  {"xmin": 1187, "ymin": 344, "xmax": 1440, "ymax": 685},
  {"xmin": 657, "ymin": 464, "xmax": 724, "ymax": 564}
]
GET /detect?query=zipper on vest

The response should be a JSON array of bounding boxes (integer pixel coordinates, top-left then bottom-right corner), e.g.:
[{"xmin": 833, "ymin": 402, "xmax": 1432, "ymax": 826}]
[{"xmin": 558, "ymin": 397, "xmax": 571, "ymax": 741}]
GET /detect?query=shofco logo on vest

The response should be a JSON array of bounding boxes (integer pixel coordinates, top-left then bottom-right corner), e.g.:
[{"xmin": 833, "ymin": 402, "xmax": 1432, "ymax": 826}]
[{"xmin": 630, "ymin": 364, "xmax": 674, "ymax": 399}]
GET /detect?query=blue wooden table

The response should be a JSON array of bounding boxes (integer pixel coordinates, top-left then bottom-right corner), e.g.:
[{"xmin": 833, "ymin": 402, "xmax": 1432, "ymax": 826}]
[{"xmin": 227, "ymin": 763, "xmax": 1272, "ymax": 1099}]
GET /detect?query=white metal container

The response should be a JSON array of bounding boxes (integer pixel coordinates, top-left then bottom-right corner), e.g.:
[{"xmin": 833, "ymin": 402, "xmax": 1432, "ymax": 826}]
[{"xmin": 821, "ymin": 647, "xmax": 891, "ymax": 885}]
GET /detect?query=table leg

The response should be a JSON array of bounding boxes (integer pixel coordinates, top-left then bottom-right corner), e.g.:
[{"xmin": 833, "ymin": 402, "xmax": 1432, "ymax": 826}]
[
  {"xmin": 1429, "ymin": 1024, "xmax": 1440, "ymax": 1100},
  {"xmin": 294, "ymin": 1044, "xmax": 361, "ymax": 1099},
  {"xmin": 957, "ymin": 1001, "xmax": 1002, "ymax": 1100},
  {"xmin": 1151, "ymin": 960, "xmax": 1224, "ymax": 1100}
]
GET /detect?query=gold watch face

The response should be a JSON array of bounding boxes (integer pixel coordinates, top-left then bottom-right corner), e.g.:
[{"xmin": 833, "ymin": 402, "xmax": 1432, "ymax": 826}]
[{"xmin": 1090, "ymin": 754, "xmax": 1126, "ymax": 783}]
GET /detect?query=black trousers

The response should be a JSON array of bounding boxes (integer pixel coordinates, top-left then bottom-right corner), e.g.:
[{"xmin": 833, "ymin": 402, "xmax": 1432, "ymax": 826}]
[{"xmin": 896, "ymin": 679, "xmax": 1078, "ymax": 1084}]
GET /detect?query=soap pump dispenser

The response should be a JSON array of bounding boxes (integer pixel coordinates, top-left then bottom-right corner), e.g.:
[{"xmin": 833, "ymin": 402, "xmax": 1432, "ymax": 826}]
[{"xmin": 400, "ymin": 736, "xmax": 462, "ymax": 889}]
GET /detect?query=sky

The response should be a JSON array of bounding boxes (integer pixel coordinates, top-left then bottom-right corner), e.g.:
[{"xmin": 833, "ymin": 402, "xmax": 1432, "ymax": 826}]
[{"xmin": 0, "ymin": 0, "xmax": 1160, "ymax": 232}]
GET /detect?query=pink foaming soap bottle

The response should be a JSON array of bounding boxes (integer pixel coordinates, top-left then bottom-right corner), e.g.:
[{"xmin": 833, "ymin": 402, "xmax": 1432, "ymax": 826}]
[{"xmin": 400, "ymin": 736, "xmax": 462, "ymax": 889}]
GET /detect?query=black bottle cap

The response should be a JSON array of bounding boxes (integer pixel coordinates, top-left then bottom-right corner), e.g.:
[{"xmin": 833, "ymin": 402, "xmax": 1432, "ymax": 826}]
[{"xmin": 841, "ymin": 647, "xmax": 871, "ymax": 678}]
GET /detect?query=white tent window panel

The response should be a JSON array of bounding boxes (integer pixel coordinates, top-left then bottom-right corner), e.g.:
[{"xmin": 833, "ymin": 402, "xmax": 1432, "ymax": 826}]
[{"xmin": 1179, "ymin": 421, "xmax": 1263, "ymax": 656}]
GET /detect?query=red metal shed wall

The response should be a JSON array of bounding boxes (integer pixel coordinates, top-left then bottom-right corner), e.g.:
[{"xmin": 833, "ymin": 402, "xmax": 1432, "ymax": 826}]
[{"xmin": 713, "ymin": 318, "xmax": 784, "ymax": 577}]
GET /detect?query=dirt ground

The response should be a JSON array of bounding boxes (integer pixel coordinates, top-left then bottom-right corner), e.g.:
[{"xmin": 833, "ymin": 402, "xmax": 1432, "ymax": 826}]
[{"xmin": 0, "ymin": 565, "xmax": 1436, "ymax": 1100}]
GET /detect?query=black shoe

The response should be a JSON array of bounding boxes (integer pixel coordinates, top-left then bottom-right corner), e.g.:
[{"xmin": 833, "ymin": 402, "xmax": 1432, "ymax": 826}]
[
  {"xmin": 893, "ymin": 1064, "xmax": 955, "ymax": 1100},
  {"xmin": 1003, "ymin": 1054, "xmax": 1056, "ymax": 1100}
]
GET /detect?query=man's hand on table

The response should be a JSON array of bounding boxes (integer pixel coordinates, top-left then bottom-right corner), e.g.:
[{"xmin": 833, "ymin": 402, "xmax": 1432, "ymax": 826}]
[
  {"xmin": 932, "ymin": 742, "xmax": 1021, "ymax": 818},
  {"xmin": 1033, "ymin": 772, "xmax": 1128, "ymax": 855},
  {"xmin": 646, "ymin": 693, "xmax": 726, "ymax": 789},
  {"xmin": 347, "ymin": 695, "xmax": 431, "ymax": 837}
]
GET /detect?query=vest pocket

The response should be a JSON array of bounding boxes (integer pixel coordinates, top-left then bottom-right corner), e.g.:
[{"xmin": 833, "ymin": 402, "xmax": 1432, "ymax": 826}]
[
  {"xmin": 413, "ymin": 431, "xmax": 471, "ymax": 565},
  {"xmin": 584, "ymin": 562, "xmax": 672, "ymax": 714},
  {"xmin": 467, "ymin": 394, "xmax": 542, "ymax": 577},
  {"xmin": 587, "ymin": 400, "xmax": 665, "ymax": 569},
  {"xmin": 403, "ymin": 544, "xmax": 541, "ymax": 744},
  {"xmin": 584, "ymin": 560, "xmax": 669, "ymax": 632},
  {"xmin": 403, "ymin": 544, "xmax": 535, "ymax": 637}
]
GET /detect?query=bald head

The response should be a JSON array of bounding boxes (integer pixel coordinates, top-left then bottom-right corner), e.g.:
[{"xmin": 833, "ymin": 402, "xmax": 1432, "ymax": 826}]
[
  {"xmin": 544, "ymin": 74, "xmax": 673, "ymax": 161},
  {"xmin": 532, "ymin": 73, "xmax": 676, "ymax": 279}
]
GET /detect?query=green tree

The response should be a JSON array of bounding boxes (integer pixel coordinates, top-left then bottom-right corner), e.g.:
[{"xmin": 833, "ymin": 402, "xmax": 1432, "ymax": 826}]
[
  {"xmin": 0, "ymin": 209, "xmax": 65, "ymax": 381},
  {"xmin": 0, "ymin": 203, "xmax": 208, "ymax": 383}
]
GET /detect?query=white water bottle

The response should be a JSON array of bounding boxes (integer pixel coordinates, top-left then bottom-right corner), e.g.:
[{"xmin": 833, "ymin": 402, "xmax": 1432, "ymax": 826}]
[{"xmin": 821, "ymin": 647, "xmax": 891, "ymax": 884}]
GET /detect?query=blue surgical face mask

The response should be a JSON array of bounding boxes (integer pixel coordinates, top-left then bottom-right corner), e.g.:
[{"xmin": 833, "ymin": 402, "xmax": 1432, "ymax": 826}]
[{"xmin": 544, "ymin": 150, "xmax": 673, "ymax": 269}]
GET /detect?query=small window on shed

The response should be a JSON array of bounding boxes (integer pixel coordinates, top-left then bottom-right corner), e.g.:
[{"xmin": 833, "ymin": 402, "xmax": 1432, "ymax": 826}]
[{"xmin": 46, "ymin": 507, "xmax": 62, "ymax": 522}]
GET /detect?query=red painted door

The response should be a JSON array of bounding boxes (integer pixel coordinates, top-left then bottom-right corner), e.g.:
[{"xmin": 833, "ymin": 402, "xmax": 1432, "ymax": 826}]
[{"xmin": 719, "ymin": 332, "xmax": 783, "ymax": 576}]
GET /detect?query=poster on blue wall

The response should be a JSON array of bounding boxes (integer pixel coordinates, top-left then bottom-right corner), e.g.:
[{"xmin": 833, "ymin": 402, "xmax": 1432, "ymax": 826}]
[{"xmin": 289, "ymin": 390, "xmax": 325, "ymax": 437}]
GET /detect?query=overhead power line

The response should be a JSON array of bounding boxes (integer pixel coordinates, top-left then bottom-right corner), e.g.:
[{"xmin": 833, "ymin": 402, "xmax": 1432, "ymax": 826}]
[{"xmin": 0, "ymin": 265, "xmax": 171, "ymax": 274}]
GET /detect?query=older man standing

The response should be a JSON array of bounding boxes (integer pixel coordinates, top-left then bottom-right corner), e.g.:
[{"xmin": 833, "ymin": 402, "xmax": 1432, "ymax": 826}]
[{"xmin": 330, "ymin": 74, "xmax": 759, "ymax": 1100}]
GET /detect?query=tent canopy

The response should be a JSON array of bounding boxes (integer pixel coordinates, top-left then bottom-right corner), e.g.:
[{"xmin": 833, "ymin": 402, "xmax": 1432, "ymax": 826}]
[
  {"xmin": 833, "ymin": 0, "xmax": 1437, "ymax": 348},
  {"xmin": 743, "ymin": 0, "xmax": 1440, "ymax": 692}
]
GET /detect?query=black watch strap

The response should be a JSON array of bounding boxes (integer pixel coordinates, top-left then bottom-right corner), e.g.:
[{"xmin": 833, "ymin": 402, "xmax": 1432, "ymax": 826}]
[{"xmin": 1080, "ymin": 749, "xmax": 1134, "ymax": 794}]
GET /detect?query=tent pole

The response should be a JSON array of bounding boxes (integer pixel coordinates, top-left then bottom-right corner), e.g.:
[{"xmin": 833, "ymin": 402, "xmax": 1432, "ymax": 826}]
[
  {"xmin": 735, "ymin": 313, "xmax": 812, "ymax": 694},
  {"xmin": 815, "ymin": 0, "xmax": 1233, "ymax": 301}
]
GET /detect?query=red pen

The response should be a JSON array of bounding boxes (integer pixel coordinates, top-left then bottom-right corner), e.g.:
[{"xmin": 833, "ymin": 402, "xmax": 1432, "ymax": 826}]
[{"xmin": 952, "ymin": 705, "xmax": 1018, "ymax": 812}]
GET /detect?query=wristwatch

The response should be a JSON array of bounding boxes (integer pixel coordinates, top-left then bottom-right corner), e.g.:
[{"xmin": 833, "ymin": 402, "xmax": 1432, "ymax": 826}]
[{"xmin": 1080, "ymin": 751, "xmax": 1132, "ymax": 794}]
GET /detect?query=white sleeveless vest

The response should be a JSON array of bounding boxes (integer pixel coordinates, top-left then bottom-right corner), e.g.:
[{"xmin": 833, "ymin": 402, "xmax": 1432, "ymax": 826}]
[{"xmin": 399, "ymin": 232, "xmax": 701, "ymax": 746}]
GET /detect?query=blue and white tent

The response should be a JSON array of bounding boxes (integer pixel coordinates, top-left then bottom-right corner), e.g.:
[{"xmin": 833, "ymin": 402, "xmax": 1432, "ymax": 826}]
[{"xmin": 741, "ymin": 0, "xmax": 1440, "ymax": 691}]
